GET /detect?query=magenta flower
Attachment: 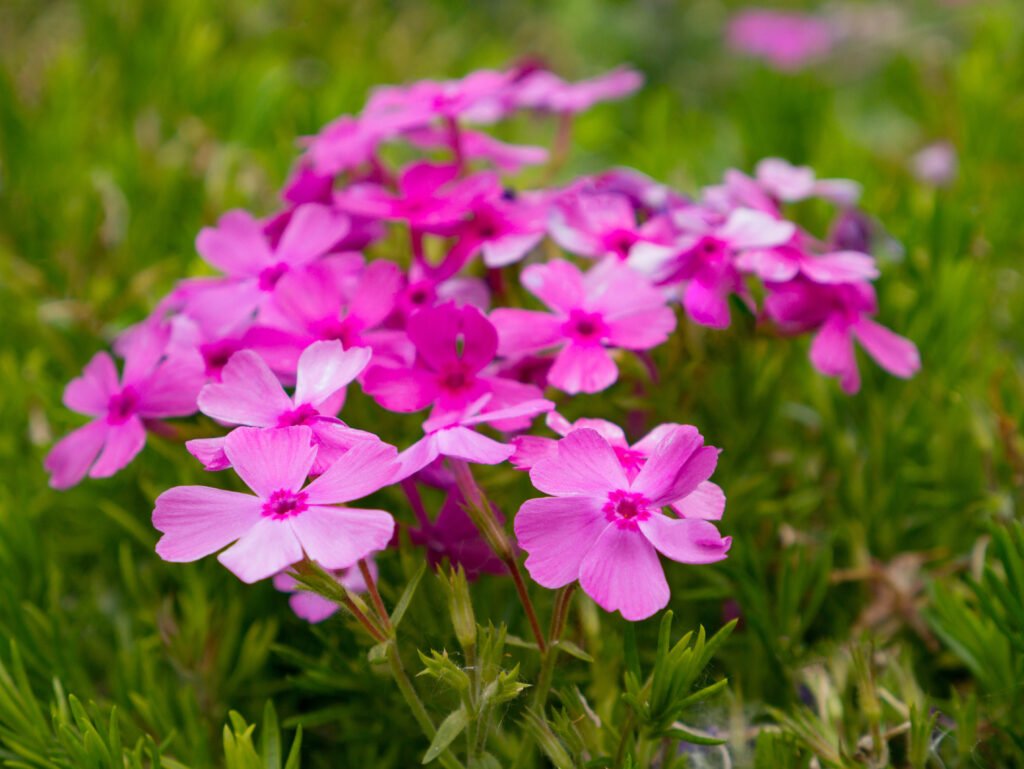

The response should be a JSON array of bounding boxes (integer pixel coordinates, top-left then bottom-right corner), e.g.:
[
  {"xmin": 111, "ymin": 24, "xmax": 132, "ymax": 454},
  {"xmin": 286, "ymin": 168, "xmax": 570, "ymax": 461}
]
[
  {"xmin": 154, "ymin": 426, "xmax": 398, "ymax": 583},
  {"xmin": 397, "ymin": 396, "xmax": 554, "ymax": 478},
  {"xmin": 186, "ymin": 204, "xmax": 350, "ymax": 336},
  {"xmin": 764, "ymin": 278, "xmax": 921, "ymax": 393},
  {"xmin": 444, "ymin": 192, "xmax": 549, "ymax": 270},
  {"xmin": 490, "ymin": 258, "xmax": 676, "ymax": 394},
  {"xmin": 365, "ymin": 70, "xmax": 515, "ymax": 128},
  {"xmin": 510, "ymin": 67, "xmax": 643, "ymax": 113},
  {"xmin": 186, "ymin": 340, "xmax": 373, "ymax": 474},
  {"xmin": 273, "ymin": 558, "xmax": 375, "ymax": 624},
  {"xmin": 631, "ymin": 208, "xmax": 795, "ymax": 328},
  {"xmin": 406, "ymin": 127, "xmax": 548, "ymax": 173},
  {"xmin": 512, "ymin": 414, "xmax": 726, "ymax": 521},
  {"xmin": 334, "ymin": 162, "xmax": 500, "ymax": 231},
  {"xmin": 727, "ymin": 9, "xmax": 835, "ymax": 72},
  {"xmin": 549, "ymin": 193, "xmax": 662, "ymax": 261},
  {"xmin": 735, "ymin": 240, "xmax": 879, "ymax": 285},
  {"xmin": 45, "ymin": 334, "xmax": 204, "ymax": 489},
  {"xmin": 514, "ymin": 427, "xmax": 731, "ymax": 621},
  {"xmin": 363, "ymin": 303, "xmax": 543, "ymax": 417}
]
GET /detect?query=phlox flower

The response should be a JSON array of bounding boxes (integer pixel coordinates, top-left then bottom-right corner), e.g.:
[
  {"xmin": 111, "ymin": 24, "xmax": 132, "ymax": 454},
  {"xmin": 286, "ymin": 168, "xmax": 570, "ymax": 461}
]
[
  {"xmin": 631, "ymin": 207, "xmax": 795, "ymax": 328},
  {"xmin": 365, "ymin": 70, "xmax": 515, "ymax": 128},
  {"xmin": 514, "ymin": 427, "xmax": 731, "ymax": 621},
  {"xmin": 363, "ymin": 302, "xmax": 543, "ymax": 418},
  {"xmin": 397, "ymin": 395, "xmax": 554, "ymax": 478},
  {"xmin": 396, "ymin": 266, "xmax": 490, "ymax": 321},
  {"xmin": 408, "ymin": 490, "xmax": 505, "ymax": 579},
  {"xmin": 490, "ymin": 258, "xmax": 676, "ymax": 394},
  {"xmin": 752, "ymin": 159, "xmax": 861, "ymax": 207},
  {"xmin": 727, "ymin": 9, "xmax": 835, "ymax": 72},
  {"xmin": 273, "ymin": 558, "xmax": 376, "ymax": 624},
  {"xmin": 911, "ymin": 142, "xmax": 957, "ymax": 187},
  {"xmin": 511, "ymin": 413, "xmax": 726, "ymax": 522},
  {"xmin": 186, "ymin": 204, "xmax": 350, "ymax": 336},
  {"xmin": 510, "ymin": 67, "xmax": 643, "ymax": 113},
  {"xmin": 334, "ymin": 162, "xmax": 500, "ymax": 232},
  {"xmin": 549, "ymin": 193, "xmax": 663, "ymax": 261},
  {"xmin": 764, "ymin": 278, "xmax": 920, "ymax": 393},
  {"xmin": 154, "ymin": 426, "xmax": 398, "ymax": 583},
  {"xmin": 443, "ymin": 191, "xmax": 550, "ymax": 271},
  {"xmin": 406, "ymin": 127, "xmax": 549, "ymax": 173},
  {"xmin": 45, "ymin": 329, "xmax": 204, "ymax": 489},
  {"xmin": 186, "ymin": 340, "xmax": 374, "ymax": 474}
]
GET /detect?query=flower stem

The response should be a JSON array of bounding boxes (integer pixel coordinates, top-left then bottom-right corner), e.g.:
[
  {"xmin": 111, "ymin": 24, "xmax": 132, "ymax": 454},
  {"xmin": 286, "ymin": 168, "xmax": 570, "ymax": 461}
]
[
  {"xmin": 449, "ymin": 459, "xmax": 547, "ymax": 653},
  {"xmin": 358, "ymin": 558, "xmax": 392, "ymax": 633},
  {"xmin": 531, "ymin": 583, "xmax": 577, "ymax": 713},
  {"xmin": 342, "ymin": 593, "xmax": 388, "ymax": 644},
  {"xmin": 386, "ymin": 641, "xmax": 466, "ymax": 769}
]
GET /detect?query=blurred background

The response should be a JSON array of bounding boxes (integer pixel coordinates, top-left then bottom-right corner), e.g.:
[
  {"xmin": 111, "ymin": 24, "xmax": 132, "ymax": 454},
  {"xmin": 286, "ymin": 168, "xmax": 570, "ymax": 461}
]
[{"xmin": 1, "ymin": 0, "xmax": 1023, "ymax": 766}]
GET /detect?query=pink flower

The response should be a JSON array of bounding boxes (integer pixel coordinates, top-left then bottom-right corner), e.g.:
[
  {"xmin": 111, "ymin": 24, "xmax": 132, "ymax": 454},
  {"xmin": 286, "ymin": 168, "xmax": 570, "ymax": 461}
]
[
  {"xmin": 444, "ymin": 192, "xmax": 549, "ymax": 271},
  {"xmin": 514, "ymin": 427, "xmax": 731, "ymax": 621},
  {"xmin": 406, "ymin": 127, "xmax": 549, "ymax": 173},
  {"xmin": 186, "ymin": 204, "xmax": 350, "ymax": 336},
  {"xmin": 154, "ymin": 426, "xmax": 398, "ymax": 583},
  {"xmin": 45, "ymin": 333, "xmax": 204, "ymax": 489},
  {"xmin": 911, "ymin": 142, "xmax": 957, "ymax": 187},
  {"xmin": 753, "ymin": 159, "xmax": 861, "ymax": 206},
  {"xmin": 727, "ymin": 10, "xmax": 835, "ymax": 72},
  {"xmin": 397, "ymin": 396, "xmax": 554, "ymax": 478},
  {"xmin": 764, "ymin": 278, "xmax": 920, "ymax": 393},
  {"xmin": 490, "ymin": 259, "xmax": 676, "ymax": 394},
  {"xmin": 364, "ymin": 303, "xmax": 542, "ymax": 417},
  {"xmin": 510, "ymin": 67, "xmax": 643, "ymax": 113},
  {"xmin": 334, "ymin": 162, "xmax": 500, "ymax": 231},
  {"xmin": 365, "ymin": 70, "xmax": 515, "ymax": 128},
  {"xmin": 631, "ymin": 208, "xmax": 796, "ymax": 328},
  {"xmin": 549, "ymin": 193, "xmax": 662, "ymax": 261},
  {"xmin": 186, "ymin": 340, "xmax": 373, "ymax": 474},
  {"xmin": 273, "ymin": 559, "xmax": 375, "ymax": 624}
]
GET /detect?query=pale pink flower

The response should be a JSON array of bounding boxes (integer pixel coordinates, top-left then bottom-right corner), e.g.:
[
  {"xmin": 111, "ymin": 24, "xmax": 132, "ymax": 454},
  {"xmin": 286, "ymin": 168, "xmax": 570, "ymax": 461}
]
[
  {"xmin": 491, "ymin": 259, "xmax": 676, "ymax": 394},
  {"xmin": 911, "ymin": 142, "xmax": 957, "ymax": 187},
  {"xmin": 727, "ymin": 10, "xmax": 835, "ymax": 72},
  {"xmin": 186, "ymin": 341, "xmax": 374, "ymax": 474},
  {"xmin": 549, "ymin": 193, "xmax": 663, "ymax": 261},
  {"xmin": 510, "ymin": 67, "xmax": 643, "ymax": 113},
  {"xmin": 45, "ymin": 330, "xmax": 204, "ymax": 489},
  {"xmin": 514, "ymin": 427, "xmax": 731, "ymax": 621},
  {"xmin": 154, "ymin": 426, "xmax": 398, "ymax": 583}
]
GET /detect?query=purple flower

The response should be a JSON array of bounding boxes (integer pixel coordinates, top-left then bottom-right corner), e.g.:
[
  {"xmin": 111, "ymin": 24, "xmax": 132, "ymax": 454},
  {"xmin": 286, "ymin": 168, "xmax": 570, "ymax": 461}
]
[
  {"xmin": 514, "ymin": 427, "xmax": 730, "ymax": 621},
  {"xmin": 154, "ymin": 426, "xmax": 398, "ymax": 583},
  {"xmin": 492, "ymin": 258, "xmax": 675, "ymax": 394}
]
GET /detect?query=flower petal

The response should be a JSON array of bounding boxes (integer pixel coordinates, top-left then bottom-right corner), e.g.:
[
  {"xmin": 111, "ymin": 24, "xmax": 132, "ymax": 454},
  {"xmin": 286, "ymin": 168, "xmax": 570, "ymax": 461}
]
[
  {"xmin": 89, "ymin": 416, "xmax": 146, "ymax": 479},
  {"xmin": 294, "ymin": 341, "xmax": 371, "ymax": 409},
  {"xmin": 529, "ymin": 428, "xmax": 627, "ymax": 497},
  {"xmin": 198, "ymin": 350, "xmax": 292, "ymax": 426},
  {"xmin": 218, "ymin": 518, "xmax": 305, "ymax": 583},
  {"xmin": 852, "ymin": 317, "xmax": 921, "ymax": 378},
  {"xmin": 289, "ymin": 505, "xmax": 395, "ymax": 570},
  {"xmin": 63, "ymin": 353, "xmax": 119, "ymax": 416},
  {"xmin": 275, "ymin": 203, "xmax": 350, "ymax": 265},
  {"xmin": 303, "ymin": 438, "xmax": 398, "ymax": 504},
  {"xmin": 154, "ymin": 486, "xmax": 263, "ymax": 561},
  {"xmin": 579, "ymin": 525, "xmax": 669, "ymax": 621},
  {"xmin": 224, "ymin": 425, "xmax": 317, "ymax": 497},
  {"xmin": 514, "ymin": 496, "xmax": 608, "ymax": 588},
  {"xmin": 44, "ymin": 420, "xmax": 108, "ymax": 489},
  {"xmin": 520, "ymin": 260, "xmax": 586, "ymax": 313},
  {"xmin": 548, "ymin": 343, "xmax": 618, "ymax": 394},
  {"xmin": 671, "ymin": 481, "xmax": 726, "ymax": 521},
  {"xmin": 490, "ymin": 309, "xmax": 564, "ymax": 356},
  {"xmin": 435, "ymin": 426, "xmax": 513, "ymax": 464},
  {"xmin": 632, "ymin": 425, "xmax": 719, "ymax": 506},
  {"xmin": 638, "ymin": 514, "xmax": 731, "ymax": 564}
]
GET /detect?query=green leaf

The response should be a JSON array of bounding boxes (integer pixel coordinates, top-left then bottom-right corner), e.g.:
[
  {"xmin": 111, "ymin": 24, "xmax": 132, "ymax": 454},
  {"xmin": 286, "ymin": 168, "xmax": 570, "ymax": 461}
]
[
  {"xmin": 391, "ymin": 561, "xmax": 428, "ymax": 630},
  {"xmin": 261, "ymin": 701, "xmax": 281, "ymax": 769},
  {"xmin": 422, "ymin": 706, "xmax": 468, "ymax": 764},
  {"xmin": 666, "ymin": 723, "xmax": 726, "ymax": 746},
  {"xmin": 554, "ymin": 640, "xmax": 593, "ymax": 663}
]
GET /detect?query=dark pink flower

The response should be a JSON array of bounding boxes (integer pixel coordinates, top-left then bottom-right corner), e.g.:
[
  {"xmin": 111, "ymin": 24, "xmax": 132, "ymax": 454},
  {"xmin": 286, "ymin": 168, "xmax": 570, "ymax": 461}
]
[
  {"xmin": 514, "ymin": 427, "xmax": 730, "ymax": 621},
  {"xmin": 45, "ymin": 331, "xmax": 204, "ymax": 489},
  {"xmin": 408, "ymin": 490, "xmax": 507, "ymax": 579},
  {"xmin": 154, "ymin": 426, "xmax": 398, "ymax": 583},
  {"xmin": 491, "ymin": 259, "xmax": 676, "ymax": 394}
]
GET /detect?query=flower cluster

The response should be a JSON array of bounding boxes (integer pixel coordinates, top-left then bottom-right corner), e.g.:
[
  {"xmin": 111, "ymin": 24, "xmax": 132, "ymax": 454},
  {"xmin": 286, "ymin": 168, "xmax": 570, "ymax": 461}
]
[{"xmin": 45, "ymin": 64, "xmax": 918, "ymax": 622}]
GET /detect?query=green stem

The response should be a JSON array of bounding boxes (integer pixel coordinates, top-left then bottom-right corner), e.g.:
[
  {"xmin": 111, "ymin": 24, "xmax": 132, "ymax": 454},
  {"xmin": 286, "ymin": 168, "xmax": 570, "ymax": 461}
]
[
  {"xmin": 531, "ymin": 584, "xmax": 577, "ymax": 713},
  {"xmin": 386, "ymin": 642, "xmax": 466, "ymax": 769}
]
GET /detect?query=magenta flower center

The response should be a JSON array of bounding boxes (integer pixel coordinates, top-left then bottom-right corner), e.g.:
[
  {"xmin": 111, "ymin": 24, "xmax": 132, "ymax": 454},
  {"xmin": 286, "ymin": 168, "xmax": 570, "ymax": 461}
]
[
  {"xmin": 276, "ymin": 403, "xmax": 320, "ymax": 427},
  {"xmin": 562, "ymin": 309, "xmax": 608, "ymax": 345},
  {"xmin": 106, "ymin": 386, "xmax": 140, "ymax": 425},
  {"xmin": 604, "ymin": 228, "xmax": 638, "ymax": 259},
  {"xmin": 258, "ymin": 262, "xmax": 290, "ymax": 291},
  {"xmin": 262, "ymin": 489, "xmax": 309, "ymax": 519},
  {"xmin": 311, "ymin": 316, "xmax": 361, "ymax": 347},
  {"xmin": 437, "ymin": 362, "xmax": 476, "ymax": 396},
  {"xmin": 603, "ymin": 490, "xmax": 652, "ymax": 531},
  {"xmin": 200, "ymin": 340, "xmax": 241, "ymax": 379}
]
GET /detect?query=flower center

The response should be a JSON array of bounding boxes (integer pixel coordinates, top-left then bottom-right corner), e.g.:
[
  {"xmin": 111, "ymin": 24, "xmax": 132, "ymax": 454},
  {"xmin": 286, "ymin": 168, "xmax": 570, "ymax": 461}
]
[
  {"xmin": 200, "ymin": 340, "xmax": 240, "ymax": 379},
  {"xmin": 438, "ymin": 363, "xmax": 475, "ymax": 395},
  {"xmin": 603, "ymin": 490, "xmax": 652, "ymax": 531},
  {"xmin": 562, "ymin": 309, "xmax": 608, "ymax": 345},
  {"xmin": 262, "ymin": 489, "xmax": 309, "ymax": 519},
  {"xmin": 258, "ymin": 262, "xmax": 290, "ymax": 291},
  {"xmin": 276, "ymin": 403, "xmax": 320, "ymax": 427},
  {"xmin": 605, "ymin": 229, "xmax": 638, "ymax": 259},
  {"xmin": 106, "ymin": 387, "xmax": 140, "ymax": 424},
  {"xmin": 311, "ymin": 316, "xmax": 360, "ymax": 346},
  {"xmin": 614, "ymin": 446, "xmax": 647, "ymax": 475}
]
